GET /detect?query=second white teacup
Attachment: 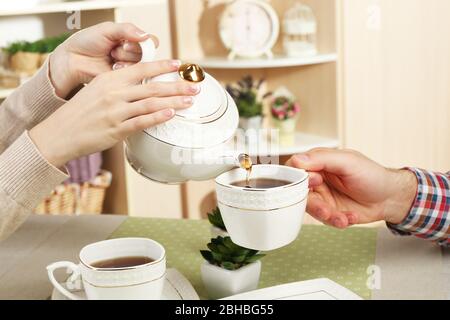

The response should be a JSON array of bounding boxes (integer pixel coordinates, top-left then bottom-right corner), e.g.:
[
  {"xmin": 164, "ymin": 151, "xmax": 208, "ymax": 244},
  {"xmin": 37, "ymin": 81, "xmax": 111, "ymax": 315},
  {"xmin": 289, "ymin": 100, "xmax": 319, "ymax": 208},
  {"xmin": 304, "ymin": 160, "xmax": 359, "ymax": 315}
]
[
  {"xmin": 216, "ymin": 165, "xmax": 309, "ymax": 251},
  {"xmin": 47, "ymin": 238, "xmax": 166, "ymax": 300}
]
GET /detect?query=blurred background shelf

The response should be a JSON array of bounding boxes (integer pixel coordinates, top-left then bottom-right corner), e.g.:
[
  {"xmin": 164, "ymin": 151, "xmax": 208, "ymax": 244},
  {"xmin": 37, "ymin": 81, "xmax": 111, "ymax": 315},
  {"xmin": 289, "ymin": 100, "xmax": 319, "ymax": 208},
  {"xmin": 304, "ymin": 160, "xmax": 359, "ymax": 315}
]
[
  {"xmin": 271, "ymin": 133, "xmax": 339, "ymax": 156},
  {"xmin": 0, "ymin": 0, "xmax": 161, "ymax": 16},
  {"xmin": 191, "ymin": 53, "xmax": 338, "ymax": 70},
  {"xmin": 235, "ymin": 132, "xmax": 340, "ymax": 157}
]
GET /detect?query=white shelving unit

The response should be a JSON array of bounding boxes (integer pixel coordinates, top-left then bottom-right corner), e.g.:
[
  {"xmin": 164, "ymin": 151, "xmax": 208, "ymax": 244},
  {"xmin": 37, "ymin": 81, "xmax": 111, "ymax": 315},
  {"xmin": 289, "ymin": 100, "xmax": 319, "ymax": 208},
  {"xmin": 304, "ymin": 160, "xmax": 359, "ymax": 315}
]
[
  {"xmin": 273, "ymin": 133, "xmax": 340, "ymax": 156},
  {"xmin": 0, "ymin": 0, "xmax": 161, "ymax": 16},
  {"xmin": 238, "ymin": 132, "xmax": 340, "ymax": 157},
  {"xmin": 191, "ymin": 53, "xmax": 337, "ymax": 70}
]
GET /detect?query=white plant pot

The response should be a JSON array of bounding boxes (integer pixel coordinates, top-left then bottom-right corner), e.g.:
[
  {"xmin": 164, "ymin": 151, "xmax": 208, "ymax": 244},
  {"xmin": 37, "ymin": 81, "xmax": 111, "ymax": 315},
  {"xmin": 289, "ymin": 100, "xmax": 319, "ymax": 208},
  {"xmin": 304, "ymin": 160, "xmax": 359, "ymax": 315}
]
[
  {"xmin": 201, "ymin": 261, "xmax": 261, "ymax": 300},
  {"xmin": 210, "ymin": 226, "xmax": 229, "ymax": 239},
  {"xmin": 273, "ymin": 118, "xmax": 298, "ymax": 146},
  {"xmin": 239, "ymin": 116, "xmax": 263, "ymax": 131}
]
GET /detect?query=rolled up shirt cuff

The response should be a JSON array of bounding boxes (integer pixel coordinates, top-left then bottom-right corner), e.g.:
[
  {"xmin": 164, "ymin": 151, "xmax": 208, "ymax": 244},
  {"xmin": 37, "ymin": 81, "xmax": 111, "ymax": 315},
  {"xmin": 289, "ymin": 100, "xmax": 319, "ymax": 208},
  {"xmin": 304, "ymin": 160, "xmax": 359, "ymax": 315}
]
[
  {"xmin": 0, "ymin": 131, "xmax": 69, "ymax": 210},
  {"xmin": 387, "ymin": 168, "xmax": 450, "ymax": 247}
]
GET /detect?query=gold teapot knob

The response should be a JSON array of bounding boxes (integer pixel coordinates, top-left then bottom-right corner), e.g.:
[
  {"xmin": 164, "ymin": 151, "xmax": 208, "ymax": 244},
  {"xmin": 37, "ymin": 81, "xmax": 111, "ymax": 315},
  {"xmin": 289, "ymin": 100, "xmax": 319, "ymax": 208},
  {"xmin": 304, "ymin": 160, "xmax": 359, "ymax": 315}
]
[{"xmin": 178, "ymin": 63, "xmax": 206, "ymax": 83}]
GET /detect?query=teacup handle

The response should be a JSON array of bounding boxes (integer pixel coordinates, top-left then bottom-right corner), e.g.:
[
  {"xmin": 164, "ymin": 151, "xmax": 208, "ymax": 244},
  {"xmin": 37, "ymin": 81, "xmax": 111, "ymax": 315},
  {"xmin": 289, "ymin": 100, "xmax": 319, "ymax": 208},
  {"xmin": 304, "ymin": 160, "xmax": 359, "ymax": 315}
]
[{"xmin": 47, "ymin": 261, "xmax": 83, "ymax": 300}]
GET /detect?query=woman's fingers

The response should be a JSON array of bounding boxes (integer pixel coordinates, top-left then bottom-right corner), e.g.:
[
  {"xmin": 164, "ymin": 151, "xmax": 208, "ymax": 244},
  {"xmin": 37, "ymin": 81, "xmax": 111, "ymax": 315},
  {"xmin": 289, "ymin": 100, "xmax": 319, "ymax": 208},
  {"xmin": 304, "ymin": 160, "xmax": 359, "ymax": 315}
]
[
  {"xmin": 120, "ymin": 81, "xmax": 200, "ymax": 101},
  {"xmin": 98, "ymin": 22, "xmax": 159, "ymax": 47},
  {"xmin": 120, "ymin": 108, "xmax": 175, "ymax": 135},
  {"xmin": 112, "ymin": 62, "xmax": 135, "ymax": 70},
  {"xmin": 122, "ymin": 42, "xmax": 143, "ymax": 53},
  {"xmin": 111, "ymin": 44, "xmax": 142, "ymax": 63},
  {"xmin": 118, "ymin": 60, "xmax": 182, "ymax": 83},
  {"xmin": 122, "ymin": 96, "xmax": 194, "ymax": 120}
]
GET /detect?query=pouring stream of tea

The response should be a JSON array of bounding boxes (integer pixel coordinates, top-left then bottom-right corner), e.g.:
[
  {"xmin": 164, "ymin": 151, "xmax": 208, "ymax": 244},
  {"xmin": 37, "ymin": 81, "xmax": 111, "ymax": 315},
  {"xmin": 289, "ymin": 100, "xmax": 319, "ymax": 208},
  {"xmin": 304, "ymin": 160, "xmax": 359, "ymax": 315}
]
[{"xmin": 238, "ymin": 154, "xmax": 253, "ymax": 187}]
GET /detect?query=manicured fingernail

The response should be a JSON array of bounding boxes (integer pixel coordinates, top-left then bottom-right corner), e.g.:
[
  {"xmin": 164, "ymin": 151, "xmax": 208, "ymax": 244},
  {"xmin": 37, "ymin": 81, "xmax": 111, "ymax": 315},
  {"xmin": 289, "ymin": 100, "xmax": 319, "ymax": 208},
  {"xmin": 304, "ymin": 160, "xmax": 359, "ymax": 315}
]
[
  {"xmin": 137, "ymin": 31, "xmax": 149, "ymax": 38},
  {"xmin": 112, "ymin": 63, "xmax": 124, "ymax": 70},
  {"xmin": 164, "ymin": 109, "xmax": 175, "ymax": 117},
  {"xmin": 123, "ymin": 42, "xmax": 131, "ymax": 52},
  {"xmin": 189, "ymin": 84, "xmax": 200, "ymax": 93},
  {"xmin": 172, "ymin": 60, "xmax": 182, "ymax": 68},
  {"xmin": 295, "ymin": 154, "xmax": 310, "ymax": 162},
  {"xmin": 183, "ymin": 97, "xmax": 194, "ymax": 105}
]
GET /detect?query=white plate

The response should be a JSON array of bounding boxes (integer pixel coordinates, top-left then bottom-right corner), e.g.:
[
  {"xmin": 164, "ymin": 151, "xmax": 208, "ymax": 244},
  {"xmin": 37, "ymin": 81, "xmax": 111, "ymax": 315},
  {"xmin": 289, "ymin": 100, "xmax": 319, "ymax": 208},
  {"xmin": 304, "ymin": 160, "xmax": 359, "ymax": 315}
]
[
  {"xmin": 221, "ymin": 278, "xmax": 363, "ymax": 300},
  {"xmin": 51, "ymin": 269, "xmax": 199, "ymax": 300}
]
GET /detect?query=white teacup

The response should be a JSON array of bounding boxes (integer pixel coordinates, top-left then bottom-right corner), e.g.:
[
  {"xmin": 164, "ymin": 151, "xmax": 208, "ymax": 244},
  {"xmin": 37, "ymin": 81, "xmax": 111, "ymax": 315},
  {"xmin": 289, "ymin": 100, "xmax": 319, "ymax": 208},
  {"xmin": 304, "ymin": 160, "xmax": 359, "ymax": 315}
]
[
  {"xmin": 47, "ymin": 238, "xmax": 166, "ymax": 300},
  {"xmin": 216, "ymin": 165, "xmax": 309, "ymax": 251}
]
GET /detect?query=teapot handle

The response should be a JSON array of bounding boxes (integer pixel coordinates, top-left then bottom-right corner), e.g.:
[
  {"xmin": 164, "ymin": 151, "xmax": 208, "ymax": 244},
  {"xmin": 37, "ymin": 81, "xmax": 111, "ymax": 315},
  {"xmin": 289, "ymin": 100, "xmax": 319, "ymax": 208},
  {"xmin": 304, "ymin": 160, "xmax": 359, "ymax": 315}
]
[{"xmin": 139, "ymin": 38, "xmax": 157, "ymax": 63}]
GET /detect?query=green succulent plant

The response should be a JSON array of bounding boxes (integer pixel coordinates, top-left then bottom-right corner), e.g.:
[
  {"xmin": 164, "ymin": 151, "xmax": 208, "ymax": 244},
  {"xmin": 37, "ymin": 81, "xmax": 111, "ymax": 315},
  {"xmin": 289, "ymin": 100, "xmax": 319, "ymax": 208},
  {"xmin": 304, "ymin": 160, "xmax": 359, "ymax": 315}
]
[
  {"xmin": 3, "ymin": 41, "xmax": 28, "ymax": 55},
  {"xmin": 3, "ymin": 33, "xmax": 71, "ymax": 55},
  {"xmin": 207, "ymin": 207, "xmax": 226, "ymax": 231},
  {"xmin": 200, "ymin": 236, "xmax": 265, "ymax": 271},
  {"xmin": 226, "ymin": 75, "xmax": 272, "ymax": 119}
]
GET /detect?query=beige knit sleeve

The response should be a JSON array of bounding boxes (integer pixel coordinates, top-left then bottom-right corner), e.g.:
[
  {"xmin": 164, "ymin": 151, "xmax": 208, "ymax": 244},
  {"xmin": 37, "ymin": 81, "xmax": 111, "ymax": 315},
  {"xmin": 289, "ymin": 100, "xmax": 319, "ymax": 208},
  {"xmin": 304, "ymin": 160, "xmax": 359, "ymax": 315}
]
[
  {"xmin": 0, "ymin": 56, "xmax": 67, "ymax": 154},
  {"xmin": 0, "ymin": 56, "xmax": 70, "ymax": 241},
  {"xmin": 0, "ymin": 131, "xmax": 68, "ymax": 241}
]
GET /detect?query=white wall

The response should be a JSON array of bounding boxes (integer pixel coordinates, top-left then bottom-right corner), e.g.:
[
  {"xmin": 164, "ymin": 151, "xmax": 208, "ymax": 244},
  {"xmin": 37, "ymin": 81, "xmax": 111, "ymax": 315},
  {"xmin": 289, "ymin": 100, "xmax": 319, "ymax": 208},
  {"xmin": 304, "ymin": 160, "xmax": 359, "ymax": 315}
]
[{"xmin": 0, "ymin": 16, "xmax": 45, "ymax": 47}]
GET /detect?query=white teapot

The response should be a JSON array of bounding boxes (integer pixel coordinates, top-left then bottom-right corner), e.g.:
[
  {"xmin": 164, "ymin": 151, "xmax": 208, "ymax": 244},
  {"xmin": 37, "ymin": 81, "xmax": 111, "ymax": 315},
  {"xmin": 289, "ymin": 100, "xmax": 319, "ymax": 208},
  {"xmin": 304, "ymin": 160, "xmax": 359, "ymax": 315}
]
[{"xmin": 125, "ymin": 39, "xmax": 246, "ymax": 184}]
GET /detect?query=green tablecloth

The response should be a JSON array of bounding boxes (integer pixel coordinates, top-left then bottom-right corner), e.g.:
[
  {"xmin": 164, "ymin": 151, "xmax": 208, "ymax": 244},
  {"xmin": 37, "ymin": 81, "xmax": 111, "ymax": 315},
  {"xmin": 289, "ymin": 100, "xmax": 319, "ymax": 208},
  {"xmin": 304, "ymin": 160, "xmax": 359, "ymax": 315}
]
[{"xmin": 110, "ymin": 218, "xmax": 378, "ymax": 299}]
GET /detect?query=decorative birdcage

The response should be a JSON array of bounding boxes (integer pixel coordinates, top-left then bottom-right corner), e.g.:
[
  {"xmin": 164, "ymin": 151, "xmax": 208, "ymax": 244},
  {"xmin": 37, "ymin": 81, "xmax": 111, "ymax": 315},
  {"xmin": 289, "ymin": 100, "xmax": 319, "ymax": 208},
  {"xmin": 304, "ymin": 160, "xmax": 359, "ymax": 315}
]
[{"xmin": 283, "ymin": 2, "xmax": 318, "ymax": 57}]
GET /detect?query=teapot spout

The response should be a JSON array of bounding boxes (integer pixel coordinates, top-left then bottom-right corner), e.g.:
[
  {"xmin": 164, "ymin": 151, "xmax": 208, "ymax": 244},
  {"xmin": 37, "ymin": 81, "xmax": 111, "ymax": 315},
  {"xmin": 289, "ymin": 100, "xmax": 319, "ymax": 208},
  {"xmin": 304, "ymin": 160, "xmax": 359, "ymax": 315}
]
[
  {"xmin": 220, "ymin": 153, "xmax": 253, "ymax": 172},
  {"xmin": 184, "ymin": 150, "xmax": 249, "ymax": 181}
]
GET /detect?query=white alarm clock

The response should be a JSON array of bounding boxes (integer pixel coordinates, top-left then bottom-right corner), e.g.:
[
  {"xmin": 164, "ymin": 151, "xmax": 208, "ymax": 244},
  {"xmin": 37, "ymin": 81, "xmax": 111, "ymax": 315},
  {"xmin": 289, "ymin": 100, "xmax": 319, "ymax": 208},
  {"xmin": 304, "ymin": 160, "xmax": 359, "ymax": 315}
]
[{"xmin": 219, "ymin": 0, "xmax": 280, "ymax": 60}]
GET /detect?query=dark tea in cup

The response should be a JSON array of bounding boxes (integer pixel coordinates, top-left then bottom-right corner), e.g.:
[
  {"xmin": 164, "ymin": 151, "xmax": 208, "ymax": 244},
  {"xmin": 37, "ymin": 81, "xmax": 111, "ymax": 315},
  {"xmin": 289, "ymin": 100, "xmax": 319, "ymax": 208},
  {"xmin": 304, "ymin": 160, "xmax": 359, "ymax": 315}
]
[
  {"xmin": 231, "ymin": 178, "xmax": 291, "ymax": 189},
  {"xmin": 91, "ymin": 256, "xmax": 154, "ymax": 269}
]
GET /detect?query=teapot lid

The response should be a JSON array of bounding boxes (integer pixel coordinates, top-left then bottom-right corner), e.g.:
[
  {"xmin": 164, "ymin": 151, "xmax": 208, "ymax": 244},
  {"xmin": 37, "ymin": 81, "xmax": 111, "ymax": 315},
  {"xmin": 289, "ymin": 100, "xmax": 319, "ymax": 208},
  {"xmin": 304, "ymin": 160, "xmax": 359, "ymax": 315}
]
[{"xmin": 144, "ymin": 64, "xmax": 239, "ymax": 148}]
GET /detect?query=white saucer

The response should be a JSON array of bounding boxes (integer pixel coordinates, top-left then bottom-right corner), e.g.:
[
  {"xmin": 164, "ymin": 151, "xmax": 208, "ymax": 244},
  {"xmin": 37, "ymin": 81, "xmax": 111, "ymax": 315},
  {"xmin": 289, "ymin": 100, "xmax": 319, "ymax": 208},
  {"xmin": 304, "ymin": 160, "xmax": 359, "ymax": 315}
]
[{"xmin": 51, "ymin": 269, "xmax": 199, "ymax": 300}]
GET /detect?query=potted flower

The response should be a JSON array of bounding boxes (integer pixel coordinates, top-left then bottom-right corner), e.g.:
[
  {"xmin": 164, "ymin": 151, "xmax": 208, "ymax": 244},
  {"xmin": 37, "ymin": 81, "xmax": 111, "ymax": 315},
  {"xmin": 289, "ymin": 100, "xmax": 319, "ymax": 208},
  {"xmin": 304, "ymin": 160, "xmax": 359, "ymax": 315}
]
[
  {"xmin": 4, "ymin": 33, "xmax": 70, "ymax": 75},
  {"xmin": 270, "ymin": 87, "xmax": 301, "ymax": 143},
  {"xmin": 226, "ymin": 76, "xmax": 272, "ymax": 131},
  {"xmin": 200, "ymin": 236, "xmax": 265, "ymax": 299},
  {"xmin": 207, "ymin": 207, "xmax": 229, "ymax": 238},
  {"xmin": 4, "ymin": 41, "xmax": 41, "ymax": 75}
]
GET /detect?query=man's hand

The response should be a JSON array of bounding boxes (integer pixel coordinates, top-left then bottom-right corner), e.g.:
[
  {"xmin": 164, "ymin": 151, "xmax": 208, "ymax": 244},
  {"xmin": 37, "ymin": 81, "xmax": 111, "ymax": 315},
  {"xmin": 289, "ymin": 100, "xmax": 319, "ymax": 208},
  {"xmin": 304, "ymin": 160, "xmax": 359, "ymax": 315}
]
[
  {"xmin": 286, "ymin": 149, "xmax": 418, "ymax": 228},
  {"xmin": 49, "ymin": 22, "xmax": 158, "ymax": 97}
]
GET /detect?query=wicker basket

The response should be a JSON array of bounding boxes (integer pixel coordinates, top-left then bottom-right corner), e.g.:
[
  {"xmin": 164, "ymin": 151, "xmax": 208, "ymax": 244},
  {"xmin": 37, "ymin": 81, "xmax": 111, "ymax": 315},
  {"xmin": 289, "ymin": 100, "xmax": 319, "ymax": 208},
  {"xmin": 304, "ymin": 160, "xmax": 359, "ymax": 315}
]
[{"xmin": 34, "ymin": 170, "xmax": 112, "ymax": 215}]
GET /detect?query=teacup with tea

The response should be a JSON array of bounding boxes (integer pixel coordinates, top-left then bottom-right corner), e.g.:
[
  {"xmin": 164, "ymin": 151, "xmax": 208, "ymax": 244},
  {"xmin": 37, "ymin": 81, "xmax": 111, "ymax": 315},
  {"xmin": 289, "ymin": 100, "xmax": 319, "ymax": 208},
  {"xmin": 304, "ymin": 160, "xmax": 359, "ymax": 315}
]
[
  {"xmin": 47, "ymin": 238, "xmax": 166, "ymax": 300},
  {"xmin": 216, "ymin": 165, "xmax": 309, "ymax": 251}
]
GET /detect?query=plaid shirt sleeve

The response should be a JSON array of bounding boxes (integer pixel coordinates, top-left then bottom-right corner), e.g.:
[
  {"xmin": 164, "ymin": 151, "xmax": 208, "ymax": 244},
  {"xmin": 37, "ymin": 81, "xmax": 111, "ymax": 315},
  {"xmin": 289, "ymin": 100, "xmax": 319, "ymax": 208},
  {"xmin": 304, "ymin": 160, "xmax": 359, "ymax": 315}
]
[{"xmin": 387, "ymin": 168, "xmax": 450, "ymax": 247}]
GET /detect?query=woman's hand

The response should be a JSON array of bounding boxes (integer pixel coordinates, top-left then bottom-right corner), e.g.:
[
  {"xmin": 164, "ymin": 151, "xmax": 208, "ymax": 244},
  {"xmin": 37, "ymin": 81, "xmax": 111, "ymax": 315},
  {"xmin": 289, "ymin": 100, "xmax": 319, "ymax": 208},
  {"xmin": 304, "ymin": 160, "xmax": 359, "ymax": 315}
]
[
  {"xmin": 50, "ymin": 22, "xmax": 158, "ymax": 97},
  {"xmin": 29, "ymin": 60, "xmax": 200, "ymax": 168},
  {"xmin": 287, "ymin": 149, "xmax": 418, "ymax": 228}
]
